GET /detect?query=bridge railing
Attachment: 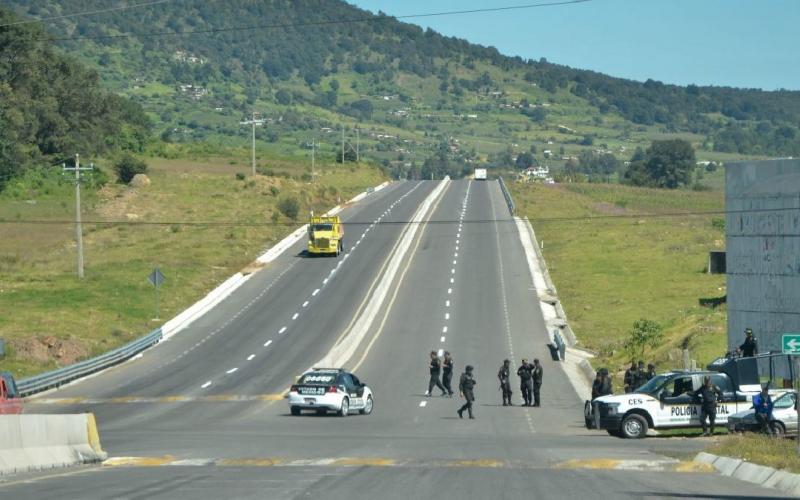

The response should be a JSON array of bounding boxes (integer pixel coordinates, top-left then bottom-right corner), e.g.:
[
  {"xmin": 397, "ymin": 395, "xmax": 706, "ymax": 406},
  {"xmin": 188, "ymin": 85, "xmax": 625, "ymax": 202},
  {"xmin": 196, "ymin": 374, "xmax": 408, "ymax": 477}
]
[{"xmin": 498, "ymin": 177, "xmax": 515, "ymax": 216}]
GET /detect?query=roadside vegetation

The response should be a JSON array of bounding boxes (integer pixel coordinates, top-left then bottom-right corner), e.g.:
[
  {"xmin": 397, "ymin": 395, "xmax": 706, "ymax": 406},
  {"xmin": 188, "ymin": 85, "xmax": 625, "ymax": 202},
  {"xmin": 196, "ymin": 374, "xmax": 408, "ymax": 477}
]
[
  {"xmin": 0, "ymin": 154, "xmax": 386, "ymax": 378},
  {"xmin": 509, "ymin": 181, "xmax": 727, "ymax": 388},
  {"xmin": 708, "ymin": 434, "xmax": 800, "ymax": 474}
]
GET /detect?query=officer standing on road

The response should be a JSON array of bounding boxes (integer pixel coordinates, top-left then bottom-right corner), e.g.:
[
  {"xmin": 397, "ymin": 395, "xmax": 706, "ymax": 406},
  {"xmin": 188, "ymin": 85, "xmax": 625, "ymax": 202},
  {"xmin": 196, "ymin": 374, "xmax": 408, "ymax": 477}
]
[
  {"xmin": 692, "ymin": 375, "xmax": 723, "ymax": 436},
  {"xmin": 442, "ymin": 351, "xmax": 454, "ymax": 397},
  {"xmin": 517, "ymin": 359, "xmax": 533, "ymax": 406},
  {"xmin": 458, "ymin": 365, "xmax": 477, "ymax": 419},
  {"xmin": 427, "ymin": 351, "xmax": 447, "ymax": 397},
  {"xmin": 592, "ymin": 368, "xmax": 613, "ymax": 399},
  {"xmin": 532, "ymin": 359, "xmax": 543, "ymax": 407},
  {"xmin": 739, "ymin": 328, "xmax": 759, "ymax": 358},
  {"xmin": 498, "ymin": 359, "xmax": 513, "ymax": 406}
]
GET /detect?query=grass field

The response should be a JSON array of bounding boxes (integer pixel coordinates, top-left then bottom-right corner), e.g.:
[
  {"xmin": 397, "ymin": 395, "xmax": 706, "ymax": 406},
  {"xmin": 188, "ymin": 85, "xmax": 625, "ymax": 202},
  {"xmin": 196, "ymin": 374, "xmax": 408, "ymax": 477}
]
[
  {"xmin": 708, "ymin": 434, "xmax": 800, "ymax": 474},
  {"xmin": 509, "ymin": 181, "xmax": 728, "ymax": 387},
  {"xmin": 0, "ymin": 155, "xmax": 386, "ymax": 378}
]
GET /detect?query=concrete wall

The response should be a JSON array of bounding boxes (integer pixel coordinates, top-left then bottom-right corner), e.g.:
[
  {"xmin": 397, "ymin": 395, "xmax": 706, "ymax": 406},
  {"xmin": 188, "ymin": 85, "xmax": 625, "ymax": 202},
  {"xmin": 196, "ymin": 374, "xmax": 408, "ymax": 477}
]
[
  {"xmin": 0, "ymin": 413, "xmax": 106, "ymax": 475},
  {"xmin": 726, "ymin": 160, "xmax": 800, "ymax": 370}
]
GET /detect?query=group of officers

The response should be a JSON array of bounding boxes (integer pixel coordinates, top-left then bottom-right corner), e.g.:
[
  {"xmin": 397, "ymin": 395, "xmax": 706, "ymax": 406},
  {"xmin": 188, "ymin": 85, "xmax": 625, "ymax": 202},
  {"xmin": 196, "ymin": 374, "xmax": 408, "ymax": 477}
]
[{"xmin": 426, "ymin": 351, "xmax": 543, "ymax": 419}]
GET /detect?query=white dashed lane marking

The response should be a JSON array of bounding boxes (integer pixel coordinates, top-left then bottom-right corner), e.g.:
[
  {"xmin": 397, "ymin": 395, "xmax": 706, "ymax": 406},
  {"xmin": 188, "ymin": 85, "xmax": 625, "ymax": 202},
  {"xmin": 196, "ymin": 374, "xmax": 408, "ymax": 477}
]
[
  {"xmin": 292, "ymin": 313, "xmax": 299, "ymax": 320},
  {"xmin": 247, "ymin": 354, "xmax": 255, "ymax": 361},
  {"xmin": 302, "ymin": 301, "xmax": 309, "ymax": 308},
  {"xmin": 312, "ymin": 289, "xmax": 320, "ymax": 296},
  {"xmin": 201, "ymin": 381, "xmax": 212, "ymax": 389},
  {"xmin": 419, "ymin": 401, "xmax": 427, "ymax": 408},
  {"xmin": 446, "ymin": 300, "xmax": 450, "ymax": 307},
  {"xmin": 440, "ymin": 336, "xmax": 446, "ymax": 342},
  {"xmin": 442, "ymin": 326, "xmax": 448, "ymax": 333},
  {"xmin": 226, "ymin": 368, "xmax": 238, "ymax": 374},
  {"xmin": 264, "ymin": 340, "xmax": 273, "ymax": 347},
  {"xmin": 279, "ymin": 327, "xmax": 287, "ymax": 334},
  {"xmin": 445, "ymin": 313, "xmax": 450, "ymax": 320}
]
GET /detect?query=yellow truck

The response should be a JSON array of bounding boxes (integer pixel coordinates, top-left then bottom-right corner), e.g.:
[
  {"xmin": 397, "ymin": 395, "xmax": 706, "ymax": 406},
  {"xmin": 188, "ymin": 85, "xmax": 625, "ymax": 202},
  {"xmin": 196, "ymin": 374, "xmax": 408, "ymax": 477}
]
[{"xmin": 308, "ymin": 215, "xmax": 344, "ymax": 256}]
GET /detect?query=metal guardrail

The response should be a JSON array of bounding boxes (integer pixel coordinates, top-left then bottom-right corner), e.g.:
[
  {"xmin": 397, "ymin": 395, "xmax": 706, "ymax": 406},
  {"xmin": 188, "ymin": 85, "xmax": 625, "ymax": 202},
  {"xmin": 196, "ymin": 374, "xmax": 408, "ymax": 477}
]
[
  {"xmin": 17, "ymin": 328, "xmax": 162, "ymax": 397},
  {"xmin": 498, "ymin": 176, "xmax": 515, "ymax": 216}
]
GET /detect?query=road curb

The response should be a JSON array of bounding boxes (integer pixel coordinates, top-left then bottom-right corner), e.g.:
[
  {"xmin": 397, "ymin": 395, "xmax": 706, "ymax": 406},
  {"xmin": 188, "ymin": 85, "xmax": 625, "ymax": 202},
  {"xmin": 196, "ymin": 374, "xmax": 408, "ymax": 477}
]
[{"xmin": 693, "ymin": 451, "xmax": 800, "ymax": 496}]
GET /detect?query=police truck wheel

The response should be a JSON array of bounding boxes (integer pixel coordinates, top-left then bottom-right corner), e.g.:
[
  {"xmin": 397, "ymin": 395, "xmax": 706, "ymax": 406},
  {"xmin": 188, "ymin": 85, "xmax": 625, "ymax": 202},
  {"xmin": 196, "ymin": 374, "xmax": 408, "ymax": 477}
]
[
  {"xmin": 338, "ymin": 398, "xmax": 349, "ymax": 417},
  {"xmin": 621, "ymin": 414, "xmax": 648, "ymax": 439},
  {"xmin": 290, "ymin": 406, "xmax": 301, "ymax": 416},
  {"xmin": 360, "ymin": 396, "xmax": 373, "ymax": 415}
]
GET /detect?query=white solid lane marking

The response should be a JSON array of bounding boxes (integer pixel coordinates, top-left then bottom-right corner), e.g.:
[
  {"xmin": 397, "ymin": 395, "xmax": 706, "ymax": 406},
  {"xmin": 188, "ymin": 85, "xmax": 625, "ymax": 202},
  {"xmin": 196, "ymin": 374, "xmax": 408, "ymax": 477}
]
[
  {"xmin": 247, "ymin": 354, "xmax": 255, "ymax": 361},
  {"xmin": 302, "ymin": 301, "xmax": 309, "ymax": 308},
  {"xmin": 264, "ymin": 340, "xmax": 273, "ymax": 347},
  {"xmin": 445, "ymin": 313, "xmax": 450, "ymax": 320},
  {"xmin": 442, "ymin": 326, "xmax": 448, "ymax": 333},
  {"xmin": 226, "ymin": 368, "xmax": 238, "ymax": 374},
  {"xmin": 201, "ymin": 381, "xmax": 212, "ymax": 389},
  {"xmin": 446, "ymin": 300, "xmax": 450, "ymax": 307},
  {"xmin": 312, "ymin": 289, "xmax": 320, "ymax": 296},
  {"xmin": 292, "ymin": 313, "xmax": 299, "ymax": 320},
  {"xmin": 440, "ymin": 336, "xmax": 446, "ymax": 342}
]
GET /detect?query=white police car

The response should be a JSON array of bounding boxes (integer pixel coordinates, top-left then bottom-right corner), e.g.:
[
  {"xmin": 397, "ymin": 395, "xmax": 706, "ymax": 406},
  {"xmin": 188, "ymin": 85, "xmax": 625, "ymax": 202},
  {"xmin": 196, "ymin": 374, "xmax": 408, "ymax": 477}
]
[{"xmin": 287, "ymin": 368, "xmax": 373, "ymax": 416}]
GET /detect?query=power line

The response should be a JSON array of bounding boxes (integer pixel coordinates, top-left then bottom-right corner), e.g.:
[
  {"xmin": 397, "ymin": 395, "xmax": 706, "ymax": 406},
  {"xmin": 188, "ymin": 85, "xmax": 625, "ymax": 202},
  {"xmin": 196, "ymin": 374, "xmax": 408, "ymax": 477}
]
[
  {"xmin": 0, "ymin": 205, "xmax": 794, "ymax": 227},
  {"xmin": 25, "ymin": 0, "xmax": 592, "ymax": 43},
  {"xmin": 0, "ymin": 0, "xmax": 178, "ymax": 28}
]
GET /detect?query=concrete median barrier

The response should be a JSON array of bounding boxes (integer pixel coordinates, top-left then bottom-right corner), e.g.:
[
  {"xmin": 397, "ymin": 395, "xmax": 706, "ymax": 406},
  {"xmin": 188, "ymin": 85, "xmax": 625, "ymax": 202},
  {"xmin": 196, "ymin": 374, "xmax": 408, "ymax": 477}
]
[{"xmin": 0, "ymin": 413, "xmax": 106, "ymax": 476}]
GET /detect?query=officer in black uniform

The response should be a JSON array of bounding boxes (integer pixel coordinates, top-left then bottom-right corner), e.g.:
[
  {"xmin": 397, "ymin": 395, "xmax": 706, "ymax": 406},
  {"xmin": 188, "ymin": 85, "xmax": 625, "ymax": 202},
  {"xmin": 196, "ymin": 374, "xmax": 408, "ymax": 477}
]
[
  {"xmin": 623, "ymin": 361, "xmax": 637, "ymax": 393},
  {"xmin": 646, "ymin": 363, "xmax": 657, "ymax": 381},
  {"xmin": 739, "ymin": 328, "xmax": 758, "ymax": 358},
  {"xmin": 532, "ymin": 358, "xmax": 543, "ymax": 407},
  {"xmin": 692, "ymin": 375, "xmax": 723, "ymax": 436},
  {"xmin": 427, "ymin": 351, "xmax": 447, "ymax": 397},
  {"xmin": 442, "ymin": 351, "xmax": 454, "ymax": 397},
  {"xmin": 517, "ymin": 359, "xmax": 533, "ymax": 406},
  {"xmin": 458, "ymin": 365, "xmax": 476, "ymax": 419},
  {"xmin": 498, "ymin": 359, "xmax": 513, "ymax": 406},
  {"xmin": 591, "ymin": 368, "xmax": 613, "ymax": 399}
]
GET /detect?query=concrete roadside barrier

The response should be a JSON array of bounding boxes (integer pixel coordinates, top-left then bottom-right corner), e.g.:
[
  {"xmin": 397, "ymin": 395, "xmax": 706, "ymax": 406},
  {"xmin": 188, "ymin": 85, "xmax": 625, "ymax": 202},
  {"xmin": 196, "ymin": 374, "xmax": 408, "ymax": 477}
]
[
  {"xmin": 0, "ymin": 413, "xmax": 106, "ymax": 476},
  {"xmin": 694, "ymin": 451, "xmax": 800, "ymax": 496}
]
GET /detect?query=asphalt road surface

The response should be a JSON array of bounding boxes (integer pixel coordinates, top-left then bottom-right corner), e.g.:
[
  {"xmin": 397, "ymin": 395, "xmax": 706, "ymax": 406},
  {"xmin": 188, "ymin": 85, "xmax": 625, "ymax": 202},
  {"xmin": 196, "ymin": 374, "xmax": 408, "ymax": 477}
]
[{"xmin": 9, "ymin": 180, "xmax": 788, "ymax": 499}]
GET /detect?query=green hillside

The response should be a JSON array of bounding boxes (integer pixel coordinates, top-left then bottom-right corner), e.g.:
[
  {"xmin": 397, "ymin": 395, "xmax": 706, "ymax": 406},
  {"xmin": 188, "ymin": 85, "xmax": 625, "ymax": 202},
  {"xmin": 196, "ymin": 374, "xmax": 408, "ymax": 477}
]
[{"xmin": 4, "ymin": 0, "xmax": 799, "ymax": 183}]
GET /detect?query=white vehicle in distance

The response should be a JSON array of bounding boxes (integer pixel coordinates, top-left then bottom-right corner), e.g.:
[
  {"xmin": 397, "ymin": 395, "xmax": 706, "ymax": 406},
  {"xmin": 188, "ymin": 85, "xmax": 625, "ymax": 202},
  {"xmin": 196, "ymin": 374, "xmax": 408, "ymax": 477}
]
[
  {"xmin": 474, "ymin": 167, "xmax": 487, "ymax": 180},
  {"xmin": 288, "ymin": 368, "xmax": 373, "ymax": 416}
]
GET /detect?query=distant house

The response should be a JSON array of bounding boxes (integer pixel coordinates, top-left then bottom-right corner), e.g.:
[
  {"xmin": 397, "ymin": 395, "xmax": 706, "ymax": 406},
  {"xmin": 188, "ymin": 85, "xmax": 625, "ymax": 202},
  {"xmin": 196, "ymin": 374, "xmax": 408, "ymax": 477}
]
[{"xmin": 543, "ymin": 150, "xmax": 552, "ymax": 158}]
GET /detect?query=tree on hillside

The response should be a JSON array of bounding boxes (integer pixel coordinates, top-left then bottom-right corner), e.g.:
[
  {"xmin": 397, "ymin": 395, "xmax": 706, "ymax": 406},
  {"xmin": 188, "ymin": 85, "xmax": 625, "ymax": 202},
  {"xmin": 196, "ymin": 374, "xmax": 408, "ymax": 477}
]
[
  {"xmin": 114, "ymin": 154, "xmax": 148, "ymax": 184},
  {"xmin": 515, "ymin": 152, "xmax": 536, "ymax": 169},
  {"xmin": 623, "ymin": 140, "xmax": 695, "ymax": 189}
]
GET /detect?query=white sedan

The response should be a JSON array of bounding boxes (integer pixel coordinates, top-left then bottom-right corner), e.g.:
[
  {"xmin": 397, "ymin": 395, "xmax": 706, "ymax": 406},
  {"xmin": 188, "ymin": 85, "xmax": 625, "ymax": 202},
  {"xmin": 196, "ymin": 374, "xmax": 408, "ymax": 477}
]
[{"xmin": 287, "ymin": 368, "xmax": 373, "ymax": 416}]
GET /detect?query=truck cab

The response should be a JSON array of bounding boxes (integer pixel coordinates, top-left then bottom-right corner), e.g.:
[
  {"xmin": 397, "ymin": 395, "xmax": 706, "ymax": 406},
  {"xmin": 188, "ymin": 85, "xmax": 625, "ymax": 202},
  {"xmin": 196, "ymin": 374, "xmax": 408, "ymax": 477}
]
[
  {"xmin": 308, "ymin": 215, "xmax": 344, "ymax": 256},
  {"xmin": 586, "ymin": 356, "xmax": 768, "ymax": 438},
  {"xmin": 0, "ymin": 372, "xmax": 22, "ymax": 414}
]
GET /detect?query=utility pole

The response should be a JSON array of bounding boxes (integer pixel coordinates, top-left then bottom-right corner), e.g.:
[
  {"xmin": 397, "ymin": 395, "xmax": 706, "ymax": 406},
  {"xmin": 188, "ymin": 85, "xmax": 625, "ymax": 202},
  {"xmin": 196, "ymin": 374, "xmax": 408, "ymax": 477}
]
[
  {"xmin": 311, "ymin": 139, "xmax": 316, "ymax": 184},
  {"xmin": 63, "ymin": 154, "xmax": 92, "ymax": 279},
  {"xmin": 356, "ymin": 128, "xmax": 360, "ymax": 163},
  {"xmin": 240, "ymin": 112, "xmax": 265, "ymax": 176},
  {"xmin": 341, "ymin": 126, "xmax": 345, "ymax": 164}
]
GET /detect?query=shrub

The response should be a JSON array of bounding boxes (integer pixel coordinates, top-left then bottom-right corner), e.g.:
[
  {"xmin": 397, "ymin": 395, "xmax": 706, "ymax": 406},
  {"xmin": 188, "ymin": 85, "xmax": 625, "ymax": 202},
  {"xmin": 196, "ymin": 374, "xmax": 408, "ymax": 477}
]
[
  {"xmin": 624, "ymin": 318, "xmax": 663, "ymax": 361},
  {"xmin": 235, "ymin": 172, "xmax": 246, "ymax": 181},
  {"xmin": 114, "ymin": 154, "xmax": 148, "ymax": 184},
  {"xmin": 269, "ymin": 186, "xmax": 280, "ymax": 196},
  {"xmin": 277, "ymin": 196, "xmax": 300, "ymax": 221}
]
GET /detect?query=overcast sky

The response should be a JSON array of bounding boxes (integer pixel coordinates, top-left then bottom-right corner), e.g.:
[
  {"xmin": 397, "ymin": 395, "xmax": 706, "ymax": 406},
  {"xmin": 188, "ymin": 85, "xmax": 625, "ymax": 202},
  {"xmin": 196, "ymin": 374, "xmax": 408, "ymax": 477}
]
[{"xmin": 352, "ymin": 0, "xmax": 799, "ymax": 90}]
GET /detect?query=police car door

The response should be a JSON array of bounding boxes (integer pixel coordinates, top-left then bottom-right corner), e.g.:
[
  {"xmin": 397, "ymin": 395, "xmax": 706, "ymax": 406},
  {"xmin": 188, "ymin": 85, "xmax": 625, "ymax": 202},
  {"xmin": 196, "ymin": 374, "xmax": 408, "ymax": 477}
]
[
  {"xmin": 341, "ymin": 374, "xmax": 363, "ymax": 409},
  {"xmin": 710, "ymin": 373, "xmax": 736, "ymax": 424},
  {"xmin": 655, "ymin": 375, "xmax": 697, "ymax": 427}
]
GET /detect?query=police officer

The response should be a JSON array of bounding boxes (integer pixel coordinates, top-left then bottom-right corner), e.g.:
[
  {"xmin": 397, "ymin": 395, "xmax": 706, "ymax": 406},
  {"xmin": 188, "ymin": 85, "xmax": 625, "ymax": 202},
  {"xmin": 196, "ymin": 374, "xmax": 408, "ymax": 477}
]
[
  {"xmin": 623, "ymin": 361, "xmax": 637, "ymax": 393},
  {"xmin": 592, "ymin": 368, "xmax": 613, "ymax": 399},
  {"xmin": 646, "ymin": 363, "xmax": 657, "ymax": 381},
  {"xmin": 692, "ymin": 375, "xmax": 723, "ymax": 436},
  {"xmin": 442, "ymin": 351, "xmax": 454, "ymax": 397},
  {"xmin": 633, "ymin": 361, "xmax": 647, "ymax": 390},
  {"xmin": 498, "ymin": 359, "xmax": 513, "ymax": 406},
  {"xmin": 739, "ymin": 328, "xmax": 758, "ymax": 358},
  {"xmin": 427, "ymin": 351, "xmax": 447, "ymax": 397},
  {"xmin": 531, "ymin": 359, "xmax": 543, "ymax": 407},
  {"xmin": 457, "ymin": 365, "xmax": 477, "ymax": 419},
  {"xmin": 517, "ymin": 359, "xmax": 533, "ymax": 406}
]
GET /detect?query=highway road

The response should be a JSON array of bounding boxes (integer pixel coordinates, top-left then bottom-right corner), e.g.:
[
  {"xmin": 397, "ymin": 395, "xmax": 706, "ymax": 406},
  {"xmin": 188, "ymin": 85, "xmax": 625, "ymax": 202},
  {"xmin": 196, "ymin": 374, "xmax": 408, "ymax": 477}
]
[{"xmin": 7, "ymin": 180, "xmax": 787, "ymax": 499}]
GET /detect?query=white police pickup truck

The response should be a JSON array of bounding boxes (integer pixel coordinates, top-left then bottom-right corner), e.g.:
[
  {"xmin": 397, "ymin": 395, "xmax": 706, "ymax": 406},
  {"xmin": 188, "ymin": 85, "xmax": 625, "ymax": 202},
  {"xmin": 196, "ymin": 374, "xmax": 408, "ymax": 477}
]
[{"xmin": 585, "ymin": 356, "xmax": 768, "ymax": 438}]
